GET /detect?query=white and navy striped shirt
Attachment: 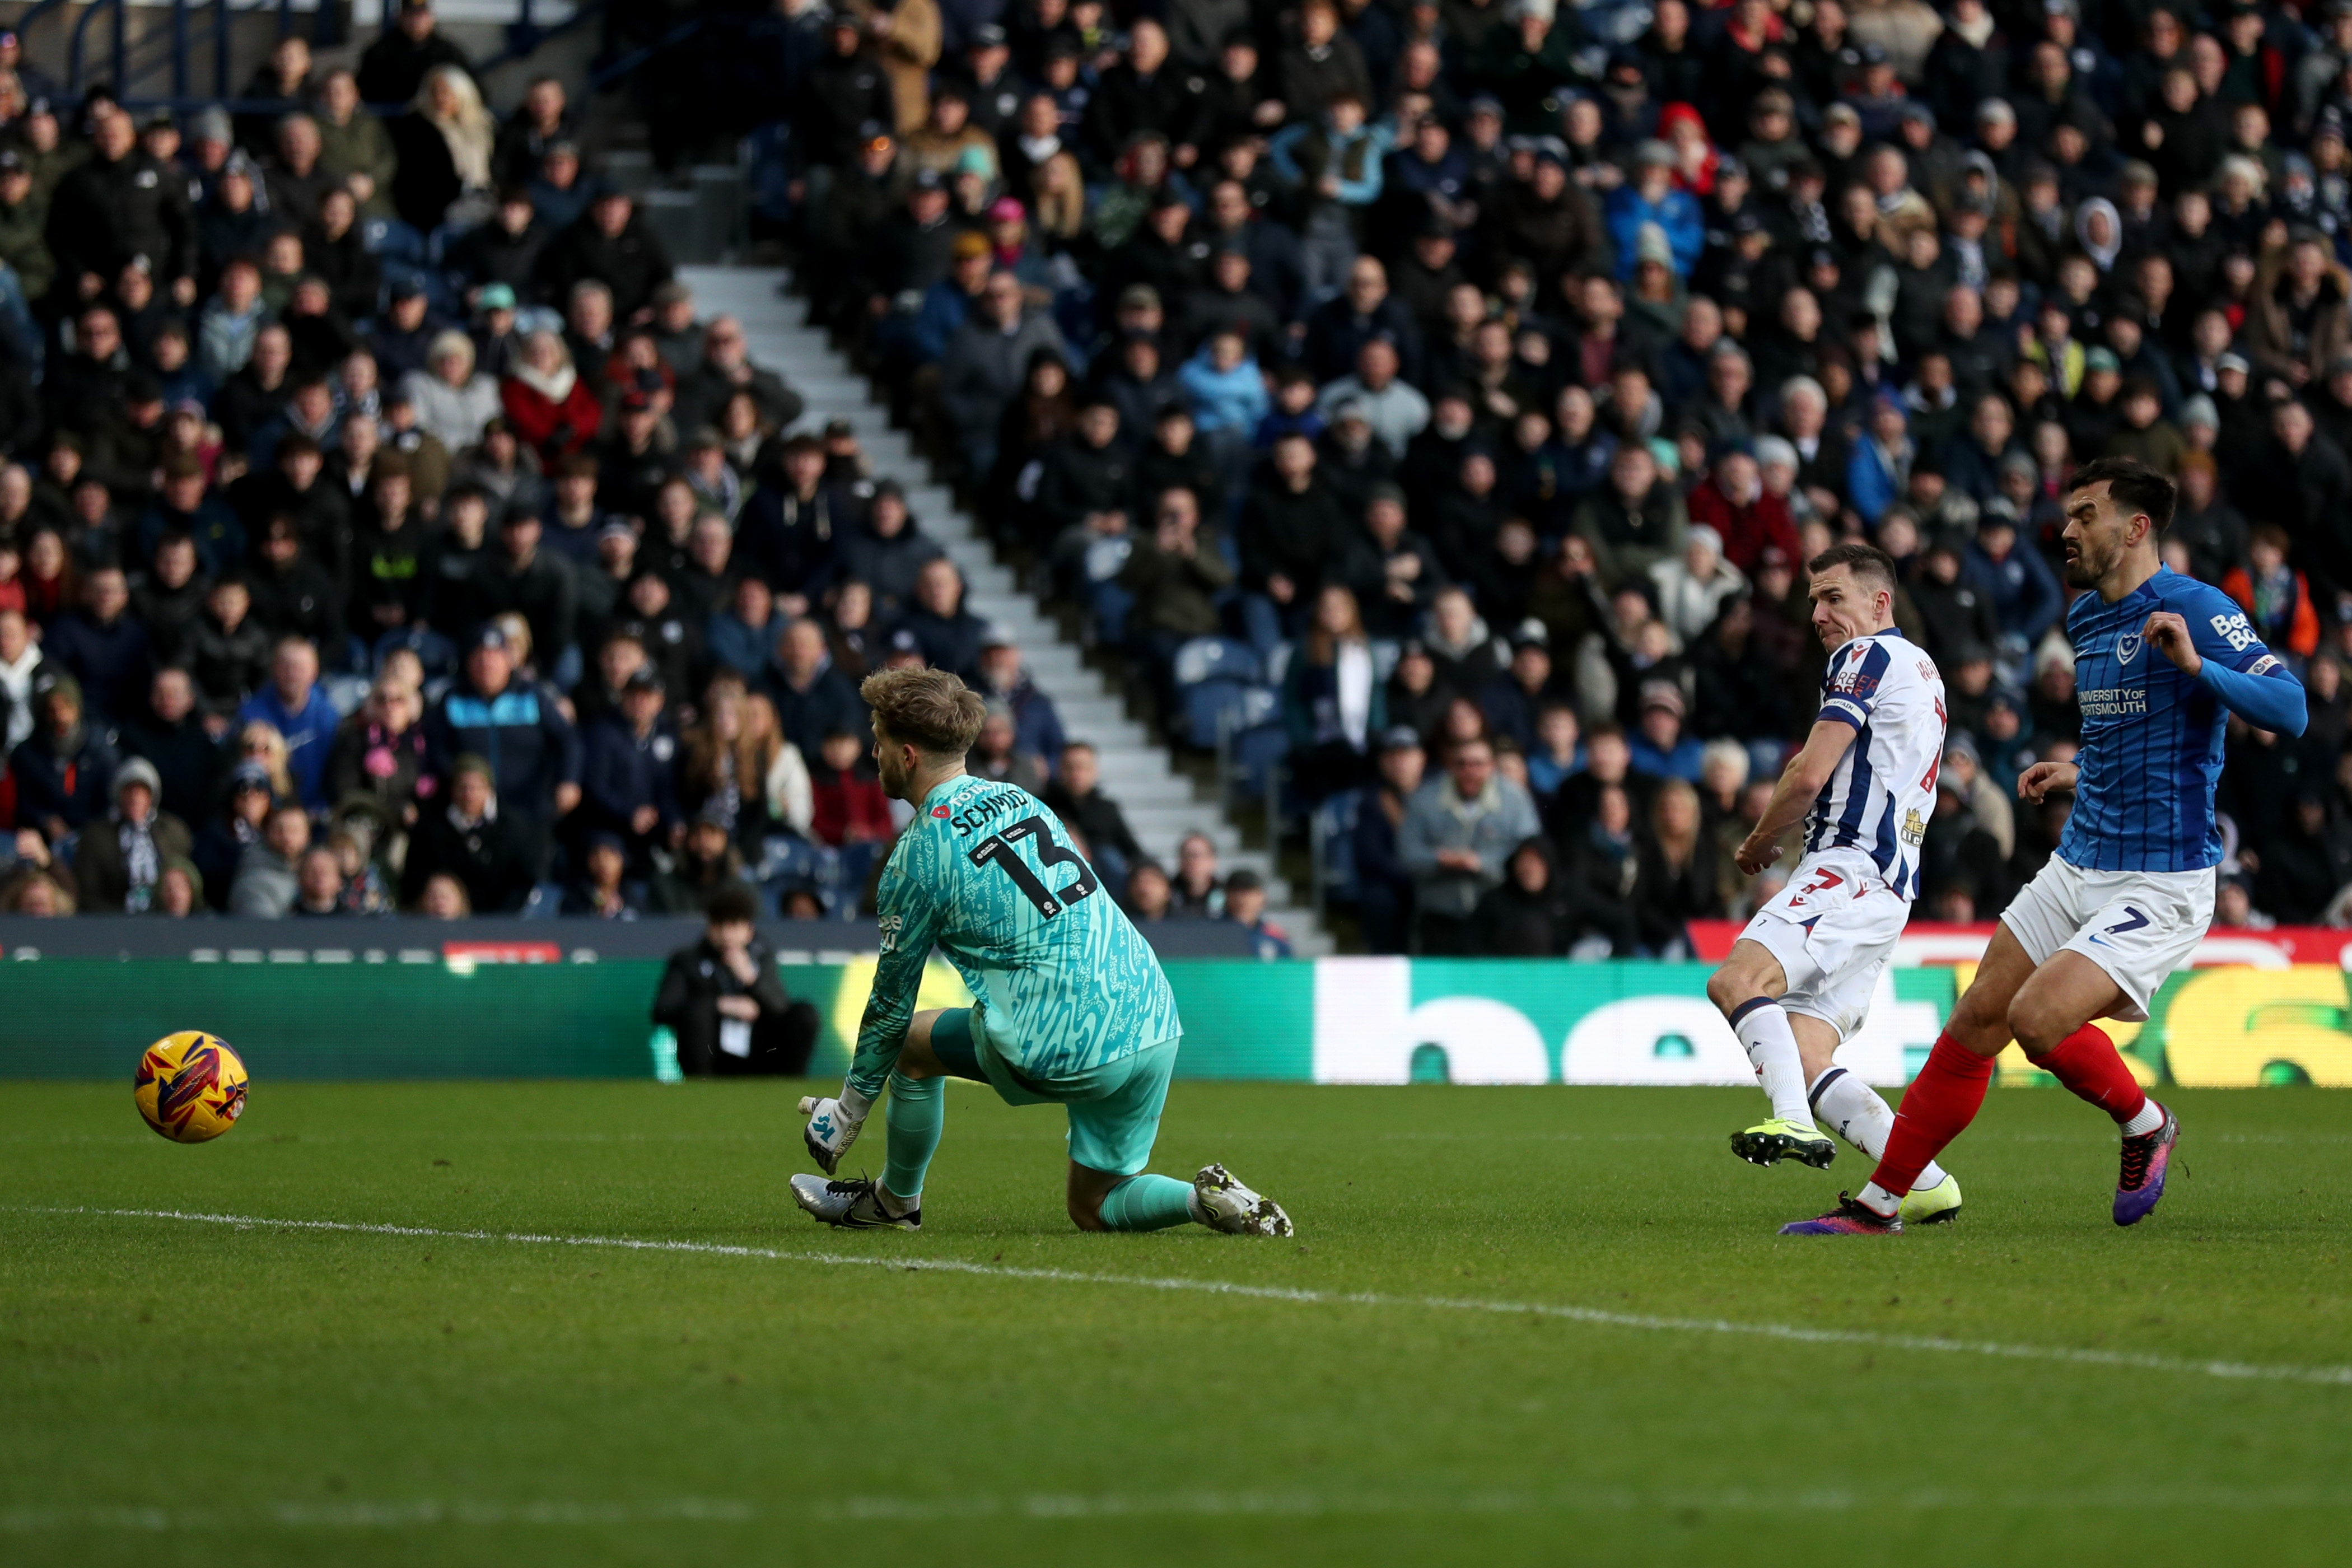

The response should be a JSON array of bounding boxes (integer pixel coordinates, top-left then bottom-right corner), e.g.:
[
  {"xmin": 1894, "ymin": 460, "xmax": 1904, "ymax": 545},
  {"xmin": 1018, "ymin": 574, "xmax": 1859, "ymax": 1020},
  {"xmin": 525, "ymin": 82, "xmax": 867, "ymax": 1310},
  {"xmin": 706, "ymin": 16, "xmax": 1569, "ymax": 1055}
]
[{"xmin": 1804, "ymin": 628, "xmax": 1947, "ymax": 899}]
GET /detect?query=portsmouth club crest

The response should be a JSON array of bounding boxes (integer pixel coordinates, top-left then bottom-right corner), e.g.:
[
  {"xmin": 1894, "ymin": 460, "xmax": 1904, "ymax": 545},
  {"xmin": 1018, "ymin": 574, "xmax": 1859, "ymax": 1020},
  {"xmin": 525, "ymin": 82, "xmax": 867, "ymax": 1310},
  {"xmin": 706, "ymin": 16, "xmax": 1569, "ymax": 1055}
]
[{"xmin": 2116, "ymin": 631, "xmax": 2142, "ymax": 665}]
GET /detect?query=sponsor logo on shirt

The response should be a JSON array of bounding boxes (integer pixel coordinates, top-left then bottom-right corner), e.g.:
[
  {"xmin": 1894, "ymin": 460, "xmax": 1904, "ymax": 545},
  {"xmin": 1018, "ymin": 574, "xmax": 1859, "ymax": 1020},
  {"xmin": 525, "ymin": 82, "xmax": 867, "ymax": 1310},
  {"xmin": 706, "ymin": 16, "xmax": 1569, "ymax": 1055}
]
[
  {"xmin": 878, "ymin": 914, "xmax": 903, "ymax": 954},
  {"xmin": 2250, "ymin": 654, "xmax": 2283, "ymax": 677},
  {"xmin": 2078, "ymin": 687, "xmax": 2150, "ymax": 720},
  {"xmin": 2209, "ymin": 612, "xmax": 2258, "ymax": 652}
]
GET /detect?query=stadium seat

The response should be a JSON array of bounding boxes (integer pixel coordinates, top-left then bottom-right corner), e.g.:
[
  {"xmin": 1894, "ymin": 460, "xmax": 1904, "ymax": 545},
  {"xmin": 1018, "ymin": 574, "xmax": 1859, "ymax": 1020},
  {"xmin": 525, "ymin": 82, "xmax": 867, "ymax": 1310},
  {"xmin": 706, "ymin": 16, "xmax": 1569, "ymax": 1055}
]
[
  {"xmin": 1182, "ymin": 676, "xmax": 1256, "ymax": 751},
  {"xmin": 519, "ymin": 881, "xmax": 563, "ymax": 918},
  {"xmin": 1172, "ymin": 637, "xmax": 1262, "ymax": 690}
]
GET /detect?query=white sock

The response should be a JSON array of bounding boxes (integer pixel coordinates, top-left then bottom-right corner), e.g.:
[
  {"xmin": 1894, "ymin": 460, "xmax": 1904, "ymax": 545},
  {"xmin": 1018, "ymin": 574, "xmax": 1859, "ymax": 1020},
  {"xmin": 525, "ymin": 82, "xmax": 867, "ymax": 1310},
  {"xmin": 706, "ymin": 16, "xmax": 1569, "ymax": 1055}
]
[
  {"xmin": 1810, "ymin": 1068, "xmax": 1948, "ymax": 1191},
  {"xmin": 2121, "ymin": 1099, "xmax": 2166, "ymax": 1137},
  {"xmin": 876, "ymin": 1182, "xmax": 915, "ymax": 1216},
  {"xmin": 1856, "ymin": 1181, "xmax": 1901, "ymax": 1217},
  {"xmin": 1731, "ymin": 1000, "xmax": 1813, "ymax": 1126},
  {"xmin": 1186, "ymin": 1188, "xmax": 1207, "ymax": 1224}
]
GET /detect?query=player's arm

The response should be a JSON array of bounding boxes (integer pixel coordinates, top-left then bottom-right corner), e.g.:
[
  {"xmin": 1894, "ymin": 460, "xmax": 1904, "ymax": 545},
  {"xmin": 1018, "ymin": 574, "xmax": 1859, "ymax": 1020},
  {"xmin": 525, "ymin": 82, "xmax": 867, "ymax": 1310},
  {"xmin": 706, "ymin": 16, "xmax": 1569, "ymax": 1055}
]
[
  {"xmin": 799, "ymin": 851, "xmax": 943, "ymax": 1173},
  {"xmin": 2144, "ymin": 609, "xmax": 2309, "ymax": 737},
  {"xmin": 1735, "ymin": 718, "xmax": 1858, "ymax": 874}
]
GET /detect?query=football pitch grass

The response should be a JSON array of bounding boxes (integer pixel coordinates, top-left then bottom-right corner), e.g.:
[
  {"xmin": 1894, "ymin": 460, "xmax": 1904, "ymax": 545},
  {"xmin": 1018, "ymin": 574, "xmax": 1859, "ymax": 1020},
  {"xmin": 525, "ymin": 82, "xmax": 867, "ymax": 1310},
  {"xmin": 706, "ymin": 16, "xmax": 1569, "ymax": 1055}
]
[{"xmin": 5, "ymin": 1079, "xmax": 2350, "ymax": 1567}]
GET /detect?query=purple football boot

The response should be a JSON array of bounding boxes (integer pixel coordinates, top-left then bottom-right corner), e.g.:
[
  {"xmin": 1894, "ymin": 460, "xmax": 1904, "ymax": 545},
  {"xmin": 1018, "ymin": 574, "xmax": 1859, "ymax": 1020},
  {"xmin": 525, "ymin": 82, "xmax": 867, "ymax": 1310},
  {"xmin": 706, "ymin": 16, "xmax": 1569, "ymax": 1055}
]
[
  {"xmin": 1779, "ymin": 1193, "xmax": 1904, "ymax": 1235},
  {"xmin": 2113, "ymin": 1103, "xmax": 2180, "ymax": 1226}
]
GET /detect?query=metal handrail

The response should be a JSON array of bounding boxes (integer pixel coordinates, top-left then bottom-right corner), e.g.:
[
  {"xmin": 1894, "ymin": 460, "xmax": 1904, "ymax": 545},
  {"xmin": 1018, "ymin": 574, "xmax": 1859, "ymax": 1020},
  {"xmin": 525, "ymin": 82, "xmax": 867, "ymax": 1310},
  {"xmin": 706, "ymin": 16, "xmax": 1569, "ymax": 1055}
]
[{"xmin": 58, "ymin": 0, "xmax": 335, "ymax": 100}]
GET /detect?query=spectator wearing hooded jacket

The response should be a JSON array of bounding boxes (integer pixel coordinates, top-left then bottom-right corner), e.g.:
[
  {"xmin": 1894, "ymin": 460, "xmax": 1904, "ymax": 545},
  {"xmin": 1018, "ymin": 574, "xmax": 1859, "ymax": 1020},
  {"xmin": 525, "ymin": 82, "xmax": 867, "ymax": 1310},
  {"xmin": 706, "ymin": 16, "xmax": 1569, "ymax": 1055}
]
[{"xmin": 425, "ymin": 624, "xmax": 581, "ymax": 874}]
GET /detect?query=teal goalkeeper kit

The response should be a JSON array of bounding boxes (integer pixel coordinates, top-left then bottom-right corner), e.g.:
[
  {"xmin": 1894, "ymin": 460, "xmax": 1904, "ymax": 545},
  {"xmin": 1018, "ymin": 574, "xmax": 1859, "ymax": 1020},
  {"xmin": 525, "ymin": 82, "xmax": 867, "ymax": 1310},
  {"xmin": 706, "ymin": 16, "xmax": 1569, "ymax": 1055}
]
[{"xmin": 852, "ymin": 775, "xmax": 1187, "ymax": 1174}]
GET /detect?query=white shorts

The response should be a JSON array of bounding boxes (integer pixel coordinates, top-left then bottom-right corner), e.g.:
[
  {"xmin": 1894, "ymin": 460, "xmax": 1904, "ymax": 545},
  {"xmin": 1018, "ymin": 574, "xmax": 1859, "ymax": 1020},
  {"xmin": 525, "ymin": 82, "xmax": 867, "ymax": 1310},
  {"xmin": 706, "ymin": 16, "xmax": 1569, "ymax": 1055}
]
[
  {"xmin": 1737, "ymin": 850, "xmax": 1912, "ymax": 1043},
  {"xmin": 1997, "ymin": 855, "xmax": 2215, "ymax": 1023}
]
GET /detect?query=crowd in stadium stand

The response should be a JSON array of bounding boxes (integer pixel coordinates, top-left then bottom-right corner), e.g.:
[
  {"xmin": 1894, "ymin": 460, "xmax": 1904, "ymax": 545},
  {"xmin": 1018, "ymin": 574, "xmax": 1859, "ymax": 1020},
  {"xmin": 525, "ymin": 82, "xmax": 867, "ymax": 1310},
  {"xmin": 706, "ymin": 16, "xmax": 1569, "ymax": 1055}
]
[{"xmin": 4, "ymin": 0, "xmax": 2352, "ymax": 955}]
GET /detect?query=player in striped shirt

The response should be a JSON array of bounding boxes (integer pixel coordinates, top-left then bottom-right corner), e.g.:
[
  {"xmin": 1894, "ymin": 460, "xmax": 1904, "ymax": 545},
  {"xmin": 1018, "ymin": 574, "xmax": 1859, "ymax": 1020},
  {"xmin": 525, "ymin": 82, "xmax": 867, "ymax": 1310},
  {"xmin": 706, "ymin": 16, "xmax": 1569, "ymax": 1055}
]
[
  {"xmin": 1706, "ymin": 543, "xmax": 1963, "ymax": 1225},
  {"xmin": 1785, "ymin": 458, "xmax": 2308, "ymax": 1235},
  {"xmin": 791, "ymin": 666, "xmax": 1291, "ymax": 1237}
]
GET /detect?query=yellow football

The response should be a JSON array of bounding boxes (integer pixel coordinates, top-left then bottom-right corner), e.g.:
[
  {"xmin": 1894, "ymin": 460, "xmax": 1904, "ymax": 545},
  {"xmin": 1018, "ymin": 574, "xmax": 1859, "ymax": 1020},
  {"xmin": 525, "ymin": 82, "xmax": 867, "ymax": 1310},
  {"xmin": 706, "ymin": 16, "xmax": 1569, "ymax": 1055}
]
[{"xmin": 133, "ymin": 1033, "xmax": 250, "ymax": 1144}]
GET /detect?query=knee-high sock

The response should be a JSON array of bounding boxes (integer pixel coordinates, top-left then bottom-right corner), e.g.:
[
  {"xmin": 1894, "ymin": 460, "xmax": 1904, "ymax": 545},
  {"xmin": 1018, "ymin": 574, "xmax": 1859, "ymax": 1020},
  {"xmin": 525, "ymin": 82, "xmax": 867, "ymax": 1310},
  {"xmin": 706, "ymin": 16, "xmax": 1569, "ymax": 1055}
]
[
  {"xmin": 2027, "ymin": 1024, "xmax": 2152, "ymax": 1126},
  {"xmin": 1810, "ymin": 1067, "xmax": 1948, "ymax": 1190},
  {"xmin": 1868, "ymin": 1035, "xmax": 1995, "ymax": 1201},
  {"xmin": 1730, "ymin": 997, "xmax": 1813, "ymax": 1126},
  {"xmin": 881, "ymin": 1070, "xmax": 943, "ymax": 1202},
  {"xmin": 1098, "ymin": 1174, "xmax": 1197, "ymax": 1231}
]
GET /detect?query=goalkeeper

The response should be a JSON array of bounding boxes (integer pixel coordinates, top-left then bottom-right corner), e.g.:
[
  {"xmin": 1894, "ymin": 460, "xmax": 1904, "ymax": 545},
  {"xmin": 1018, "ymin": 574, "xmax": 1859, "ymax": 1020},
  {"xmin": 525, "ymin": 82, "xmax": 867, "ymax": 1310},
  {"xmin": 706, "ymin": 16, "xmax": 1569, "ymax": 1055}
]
[{"xmin": 792, "ymin": 666, "xmax": 1292, "ymax": 1237}]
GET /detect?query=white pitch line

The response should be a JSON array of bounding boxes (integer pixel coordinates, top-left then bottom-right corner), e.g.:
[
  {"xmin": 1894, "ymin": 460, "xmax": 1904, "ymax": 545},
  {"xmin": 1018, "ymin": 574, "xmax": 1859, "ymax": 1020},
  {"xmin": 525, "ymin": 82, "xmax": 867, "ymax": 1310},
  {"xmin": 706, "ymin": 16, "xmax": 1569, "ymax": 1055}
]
[
  {"xmin": 16, "ymin": 1205, "xmax": 2352, "ymax": 1390},
  {"xmin": 8, "ymin": 1484, "xmax": 2352, "ymax": 1533}
]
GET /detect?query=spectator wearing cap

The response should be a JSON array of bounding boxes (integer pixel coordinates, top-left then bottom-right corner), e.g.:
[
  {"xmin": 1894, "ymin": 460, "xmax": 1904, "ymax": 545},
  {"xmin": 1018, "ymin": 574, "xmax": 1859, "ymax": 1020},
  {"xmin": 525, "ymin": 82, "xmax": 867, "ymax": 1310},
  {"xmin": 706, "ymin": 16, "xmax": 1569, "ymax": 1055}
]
[
  {"xmin": 1221, "ymin": 868, "xmax": 1293, "ymax": 959},
  {"xmin": 907, "ymin": 230, "xmax": 995, "ymax": 368},
  {"xmin": 975, "ymin": 629, "xmax": 1068, "ymax": 766},
  {"xmin": 399, "ymin": 751, "xmax": 536, "ymax": 913},
  {"xmin": 578, "ymin": 666, "xmax": 680, "ymax": 867},
  {"xmin": 834, "ymin": 479, "xmax": 942, "ymax": 619},
  {"xmin": 426, "ymin": 627, "xmax": 580, "ymax": 875},
  {"xmin": 1606, "ymin": 141, "xmax": 1702, "ymax": 282},
  {"xmin": 1398, "ymin": 732, "xmax": 1539, "ymax": 954},
  {"xmin": 185, "ymin": 758, "xmax": 272, "ymax": 907},
  {"xmin": 1476, "ymin": 619, "xmax": 1563, "ymax": 758},
  {"xmin": 74, "ymin": 754, "xmax": 192, "ymax": 914},
  {"xmin": 564, "ymin": 825, "xmax": 650, "ymax": 918},
  {"xmin": 1627, "ymin": 681, "xmax": 1703, "ymax": 783},
  {"xmin": 1347, "ymin": 725, "xmax": 1424, "ymax": 953}
]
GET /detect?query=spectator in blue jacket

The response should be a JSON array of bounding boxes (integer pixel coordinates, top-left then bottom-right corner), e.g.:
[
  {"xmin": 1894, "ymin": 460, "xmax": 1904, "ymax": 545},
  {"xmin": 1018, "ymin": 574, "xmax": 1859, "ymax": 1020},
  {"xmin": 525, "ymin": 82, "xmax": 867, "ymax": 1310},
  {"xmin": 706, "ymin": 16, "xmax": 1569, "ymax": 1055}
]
[
  {"xmin": 7, "ymin": 673, "xmax": 118, "ymax": 841},
  {"xmin": 1604, "ymin": 142, "xmax": 1702, "ymax": 280},
  {"xmin": 234, "ymin": 636, "xmax": 340, "ymax": 810},
  {"xmin": 427, "ymin": 624, "xmax": 582, "ymax": 874},
  {"xmin": 577, "ymin": 666, "xmax": 680, "ymax": 869},
  {"xmin": 1845, "ymin": 395, "xmax": 1912, "ymax": 527},
  {"xmin": 1966, "ymin": 505, "xmax": 2065, "ymax": 657},
  {"xmin": 1627, "ymin": 681, "xmax": 1705, "ymax": 783}
]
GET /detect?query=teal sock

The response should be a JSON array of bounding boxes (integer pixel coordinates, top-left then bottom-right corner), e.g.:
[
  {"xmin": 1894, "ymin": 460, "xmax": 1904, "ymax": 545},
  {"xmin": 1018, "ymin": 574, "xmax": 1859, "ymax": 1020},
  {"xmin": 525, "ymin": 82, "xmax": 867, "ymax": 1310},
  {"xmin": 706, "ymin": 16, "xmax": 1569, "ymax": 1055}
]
[
  {"xmin": 1097, "ymin": 1174, "xmax": 1197, "ymax": 1231},
  {"xmin": 881, "ymin": 1071, "xmax": 942, "ymax": 1202}
]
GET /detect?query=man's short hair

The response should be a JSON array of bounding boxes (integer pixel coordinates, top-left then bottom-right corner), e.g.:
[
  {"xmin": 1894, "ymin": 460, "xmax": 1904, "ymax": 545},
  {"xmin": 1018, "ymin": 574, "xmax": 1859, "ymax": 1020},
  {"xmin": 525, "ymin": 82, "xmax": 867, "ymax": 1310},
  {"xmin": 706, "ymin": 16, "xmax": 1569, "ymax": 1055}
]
[
  {"xmin": 1808, "ymin": 540, "xmax": 1898, "ymax": 594},
  {"xmin": 860, "ymin": 666, "xmax": 987, "ymax": 757},
  {"xmin": 2066, "ymin": 455, "xmax": 2177, "ymax": 533},
  {"xmin": 707, "ymin": 884, "xmax": 759, "ymax": 927}
]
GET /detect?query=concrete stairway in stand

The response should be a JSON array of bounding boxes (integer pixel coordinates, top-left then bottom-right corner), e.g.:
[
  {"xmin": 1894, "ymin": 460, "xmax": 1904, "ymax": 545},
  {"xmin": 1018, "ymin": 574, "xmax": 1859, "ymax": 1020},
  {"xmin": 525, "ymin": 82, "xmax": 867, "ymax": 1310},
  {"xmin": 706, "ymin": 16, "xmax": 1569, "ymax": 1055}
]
[{"xmin": 677, "ymin": 267, "xmax": 1332, "ymax": 954}]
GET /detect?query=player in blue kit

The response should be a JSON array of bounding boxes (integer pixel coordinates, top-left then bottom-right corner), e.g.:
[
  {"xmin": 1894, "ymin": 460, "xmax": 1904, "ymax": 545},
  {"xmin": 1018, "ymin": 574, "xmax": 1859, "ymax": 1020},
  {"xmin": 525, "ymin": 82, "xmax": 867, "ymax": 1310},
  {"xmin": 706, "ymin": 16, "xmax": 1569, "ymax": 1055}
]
[
  {"xmin": 790, "ymin": 666, "xmax": 1291, "ymax": 1236},
  {"xmin": 1785, "ymin": 458, "xmax": 2308, "ymax": 1234}
]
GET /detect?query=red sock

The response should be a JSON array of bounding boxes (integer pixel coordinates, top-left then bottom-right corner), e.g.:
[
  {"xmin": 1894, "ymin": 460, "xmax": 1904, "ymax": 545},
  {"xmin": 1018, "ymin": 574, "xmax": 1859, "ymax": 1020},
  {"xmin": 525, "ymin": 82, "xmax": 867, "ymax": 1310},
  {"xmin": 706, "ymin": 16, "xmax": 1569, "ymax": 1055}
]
[
  {"xmin": 2028, "ymin": 1024, "xmax": 2149, "ymax": 1124},
  {"xmin": 1872, "ymin": 1035, "xmax": 1997, "ymax": 1197}
]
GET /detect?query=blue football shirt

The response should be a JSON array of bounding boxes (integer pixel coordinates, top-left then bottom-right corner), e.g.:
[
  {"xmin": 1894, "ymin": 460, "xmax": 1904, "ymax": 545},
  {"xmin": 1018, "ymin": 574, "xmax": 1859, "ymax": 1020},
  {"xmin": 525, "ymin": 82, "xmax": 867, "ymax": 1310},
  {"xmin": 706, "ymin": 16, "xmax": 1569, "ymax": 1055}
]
[{"xmin": 2058, "ymin": 567, "xmax": 2296, "ymax": 873}]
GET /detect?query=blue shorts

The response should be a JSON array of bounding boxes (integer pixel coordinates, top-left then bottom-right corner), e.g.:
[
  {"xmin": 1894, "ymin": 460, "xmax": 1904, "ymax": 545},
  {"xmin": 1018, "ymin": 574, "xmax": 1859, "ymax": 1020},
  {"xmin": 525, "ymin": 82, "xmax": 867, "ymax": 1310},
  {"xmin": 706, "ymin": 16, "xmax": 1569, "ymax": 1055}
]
[{"xmin": 930, "ymin": 1007, "xmax": 1178, "ymax": 1177}]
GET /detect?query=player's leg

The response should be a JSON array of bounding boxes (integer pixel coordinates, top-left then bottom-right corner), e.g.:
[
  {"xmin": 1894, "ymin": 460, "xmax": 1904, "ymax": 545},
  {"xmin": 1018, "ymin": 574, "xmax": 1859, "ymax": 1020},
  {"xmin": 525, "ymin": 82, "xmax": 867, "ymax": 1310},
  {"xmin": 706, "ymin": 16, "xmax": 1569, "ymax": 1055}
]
[
  {"xmin": 1781, "ymin": 923, "xmax": 2040, "ymax": 1234},
  {"xmin": 1791, "ymin": 1016, "xmax": 1961, "ymax": 1225},
  {"xmin": 2012, "ymin": 914, "xmax": 2187, "ymax": 1225},
  {"xmin": 1708, "ymin": 937, "xmax": 1833, "ymax": 1168},
  {"xmin": 1065, "ymin": 1043, "xmax": 1292, "ymax": 1236},
  {"xmin": 790, "ymin": 1009, "xmax": 956, "ymax": 1231}
]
